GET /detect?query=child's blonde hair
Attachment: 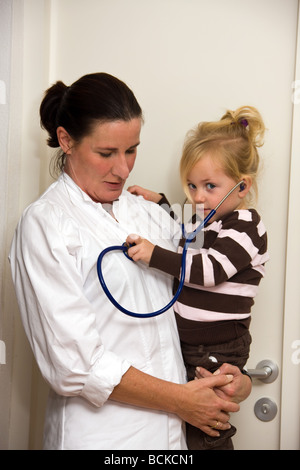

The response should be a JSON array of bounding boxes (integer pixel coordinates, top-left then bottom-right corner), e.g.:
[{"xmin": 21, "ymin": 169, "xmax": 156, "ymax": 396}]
[{"xmin": 180, "ymin": 106, "xmax": 266, "ymax": 206}]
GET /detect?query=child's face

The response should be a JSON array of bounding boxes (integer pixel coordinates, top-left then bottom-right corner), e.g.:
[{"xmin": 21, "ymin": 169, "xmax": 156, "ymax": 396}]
[{"xmin": 186, "ymin": 153, "xmax": 245, "ymax": 223}]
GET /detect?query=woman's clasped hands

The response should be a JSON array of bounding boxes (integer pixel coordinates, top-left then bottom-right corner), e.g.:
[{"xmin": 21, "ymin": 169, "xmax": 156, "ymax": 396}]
[{"xmin": 176, "ymin": 369, "xmax": 240, "ymax": 437}]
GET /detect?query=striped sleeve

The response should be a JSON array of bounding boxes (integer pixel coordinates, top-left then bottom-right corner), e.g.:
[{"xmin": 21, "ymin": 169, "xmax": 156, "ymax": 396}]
[
  {"xmin": 182, "ymin": 210, "xmax": 268, "ymax": 287},
  {"xmin": 150, "ymin": 209, "xmax": 269, "ymax": 322},
  {"xmin": 150, "ymin": 209, "xmax": 269, "ymax": 288}
]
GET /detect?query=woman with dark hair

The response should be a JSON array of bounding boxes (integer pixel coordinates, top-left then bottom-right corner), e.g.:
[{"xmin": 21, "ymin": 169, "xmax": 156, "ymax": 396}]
[{"xmin": 9, "ymin": 73, "xmax": 250, "ymax": 450}]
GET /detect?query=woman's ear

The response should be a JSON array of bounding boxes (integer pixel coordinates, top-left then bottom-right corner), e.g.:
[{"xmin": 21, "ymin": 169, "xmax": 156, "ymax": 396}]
[
  {"xmin": 56, "ymin": 126, "xmax": 73, "ymax": 154},
  {"xmin": 238, "ymin": 176, "xmax": 252, "ymax": 198}
]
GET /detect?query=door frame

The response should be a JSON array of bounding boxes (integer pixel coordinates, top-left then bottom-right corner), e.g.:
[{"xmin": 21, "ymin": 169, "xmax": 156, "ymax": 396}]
[{"xmin": 280, "ymin": 0, "xmax": 300, "ymax": 450}]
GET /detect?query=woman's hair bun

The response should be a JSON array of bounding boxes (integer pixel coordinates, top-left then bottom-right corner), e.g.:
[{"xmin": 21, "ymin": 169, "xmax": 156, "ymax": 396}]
[{"xmin": 40, "ymin": 81, "xmax": 68, "ymax": 148}]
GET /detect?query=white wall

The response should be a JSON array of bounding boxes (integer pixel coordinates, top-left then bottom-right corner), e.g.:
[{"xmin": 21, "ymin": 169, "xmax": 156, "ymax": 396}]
[
  {"xmin": 47, "ymin": 0, "xmax": 296, "ymax": 208},
  {"xmin": 2, "ymin": 0, "xmax": 299, "ymax": 449},
  {"xmin": 0, "ymin": 0, "xmax": 15, "ymax": 450},
  {"xmin": 0, "ymin": 0, "xmax": 33, "ymax": 450},
  {"xmin": 0, "ymin": 0, "xmax": 53, "ymax": 450}
]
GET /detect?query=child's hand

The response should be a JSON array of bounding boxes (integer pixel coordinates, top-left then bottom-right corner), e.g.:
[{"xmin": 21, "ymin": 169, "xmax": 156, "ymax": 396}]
[
  {"xmin": 195, "ymin": 364, "xmax": 252, "ymax": 404},
  {"xmin": 127, "ymin": 185, "xmax": 162, "ymax": 203},
  {"xmin": 126, "ymin": 234, "xmax": 155, "ymax": 264}
]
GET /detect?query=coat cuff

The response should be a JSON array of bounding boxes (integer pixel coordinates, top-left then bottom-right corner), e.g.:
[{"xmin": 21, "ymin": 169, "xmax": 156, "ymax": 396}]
[{"xmin": 80, "ymin": 351, "xmax": 131, "ymax": 407}]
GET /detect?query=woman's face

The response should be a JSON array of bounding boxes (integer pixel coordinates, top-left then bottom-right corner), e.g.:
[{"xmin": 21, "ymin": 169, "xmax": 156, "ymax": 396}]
[{"xmin": 61, "ymin": 118, "xmax": 142, "ymax": 204}]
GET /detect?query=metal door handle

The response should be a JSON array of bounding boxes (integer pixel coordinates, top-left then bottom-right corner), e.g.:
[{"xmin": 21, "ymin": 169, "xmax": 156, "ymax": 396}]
[{"xmin": 247, "ymin": 359, "xmax": 279, "ymax": 383}]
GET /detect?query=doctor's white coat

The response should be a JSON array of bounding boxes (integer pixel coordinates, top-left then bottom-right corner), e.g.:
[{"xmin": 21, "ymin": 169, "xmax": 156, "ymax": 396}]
[{"xmin": 9, "ymin": 174, "xmax": 187, "ymax": 450}]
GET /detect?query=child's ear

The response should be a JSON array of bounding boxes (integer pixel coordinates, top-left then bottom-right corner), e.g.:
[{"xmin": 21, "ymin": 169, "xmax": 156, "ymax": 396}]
[{"xmin": 238, "ymin": 176, "xmax": 252, "ymax": 197}]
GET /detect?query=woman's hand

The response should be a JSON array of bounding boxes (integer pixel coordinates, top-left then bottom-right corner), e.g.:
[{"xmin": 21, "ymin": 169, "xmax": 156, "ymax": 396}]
[
  {"xmin": 175, "ymin": 373, "xmax": 240, "ymax": 437},
  {"xmin": 110, "ymin": 366, "xmax": 240, "ymax": 438},
  {"xmin": 127, "ymin": 185, "xmax": 163, "ymax": 203}
]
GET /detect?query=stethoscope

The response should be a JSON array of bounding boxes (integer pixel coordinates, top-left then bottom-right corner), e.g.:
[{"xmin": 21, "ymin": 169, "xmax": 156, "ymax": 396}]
[{"xmin": 97, "ymin": 180, "xmax": 245, "ymax": 318}]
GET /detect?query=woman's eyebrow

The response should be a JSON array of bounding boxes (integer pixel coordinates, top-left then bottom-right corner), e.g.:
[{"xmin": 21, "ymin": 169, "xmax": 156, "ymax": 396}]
[
  {"xmin": 128, "ymin": 141, "xmax": 140, "ymax": 149},
  {"xmin": 95, "ymin": 142, "xmax": 140, "ymax": 152}
]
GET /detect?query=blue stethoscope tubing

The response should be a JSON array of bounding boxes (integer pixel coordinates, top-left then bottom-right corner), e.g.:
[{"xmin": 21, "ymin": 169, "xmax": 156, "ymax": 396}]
[{"xmin": 97, "ymin": 181, "xmax": 243, "ymax": 318}]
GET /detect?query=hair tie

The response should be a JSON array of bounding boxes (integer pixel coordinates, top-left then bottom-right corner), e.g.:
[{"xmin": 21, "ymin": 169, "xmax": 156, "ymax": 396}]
[{"xmin": 239, "ymin": 118, "xmax": 248, "ymax": 128}]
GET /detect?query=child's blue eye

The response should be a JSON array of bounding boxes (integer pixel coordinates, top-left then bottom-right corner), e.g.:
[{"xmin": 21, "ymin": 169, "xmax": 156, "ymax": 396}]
[
  {"xmin": 188, "ymin": 183, "xmax": 196, "ymax": 190},
  {"xmin": 207, "ymin": 183, "xmax": 216, "ymax": 190}
]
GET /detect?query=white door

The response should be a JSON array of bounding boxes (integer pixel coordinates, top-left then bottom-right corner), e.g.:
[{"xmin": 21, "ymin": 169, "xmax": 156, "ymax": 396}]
[
  {"xmin": 279, "ymin": 39, "xmax": 300, "ymax": 450},
  {"xmin": 231, "ymin": 6, "xmax": 300, "ymax": 449}
]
